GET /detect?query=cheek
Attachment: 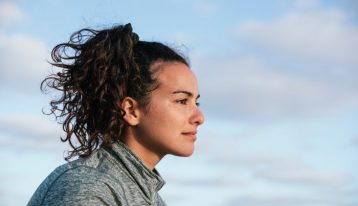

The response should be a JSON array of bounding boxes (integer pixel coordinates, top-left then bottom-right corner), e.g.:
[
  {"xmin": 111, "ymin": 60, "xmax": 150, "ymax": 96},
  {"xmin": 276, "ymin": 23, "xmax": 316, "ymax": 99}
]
[
  {"xmin": 142, "ymin": 103, "xmax": 169, "ymax": 131},
  {"xmin": 148, "ymin": 103, "xmax": 185, "ymax": 132}
]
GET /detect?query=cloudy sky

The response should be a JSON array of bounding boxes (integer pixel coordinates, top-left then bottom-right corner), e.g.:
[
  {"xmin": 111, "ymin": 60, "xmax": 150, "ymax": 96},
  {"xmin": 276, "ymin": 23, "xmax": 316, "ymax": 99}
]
[{"xmin": 0, "ymin": 0, "xmax": 357, "ymax": 205}]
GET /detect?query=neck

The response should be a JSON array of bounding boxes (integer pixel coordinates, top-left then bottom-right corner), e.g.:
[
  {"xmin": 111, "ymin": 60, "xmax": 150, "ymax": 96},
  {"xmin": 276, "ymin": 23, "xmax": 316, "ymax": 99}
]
[{"xmin": 121, "ymin": 130, "xmax": 164, "ymax": 170}]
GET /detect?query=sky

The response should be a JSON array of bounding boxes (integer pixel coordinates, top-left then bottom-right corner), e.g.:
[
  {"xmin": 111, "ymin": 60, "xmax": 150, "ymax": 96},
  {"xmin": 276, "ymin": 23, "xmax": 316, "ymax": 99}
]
[{"xmin": 0, "ymin": 0, "xmax": 357, "ymax": 205}]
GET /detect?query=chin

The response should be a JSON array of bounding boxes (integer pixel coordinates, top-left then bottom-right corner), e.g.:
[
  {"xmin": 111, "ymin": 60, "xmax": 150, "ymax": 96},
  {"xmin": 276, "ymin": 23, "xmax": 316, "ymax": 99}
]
[{"xmin": 172, "ymin": 147, "xmax": 195, "ymax": 157}]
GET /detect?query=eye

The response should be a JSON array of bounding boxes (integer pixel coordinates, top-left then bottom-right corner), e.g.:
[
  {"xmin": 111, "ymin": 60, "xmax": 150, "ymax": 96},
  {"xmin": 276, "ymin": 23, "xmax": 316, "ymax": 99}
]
[
  {"xmin": 195, "ymin": 102, "xmax": 200, "ymax": 107},
  {"xmin": 176, "ymin": 99, "xmax": 188, "ymax": 105}
]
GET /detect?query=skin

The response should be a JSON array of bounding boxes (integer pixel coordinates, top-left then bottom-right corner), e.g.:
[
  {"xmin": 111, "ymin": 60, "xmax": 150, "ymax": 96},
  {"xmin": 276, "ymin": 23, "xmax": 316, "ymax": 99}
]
[{"xmin": 122, "ymin": 62, "xmax": 205, "ymax": 169}]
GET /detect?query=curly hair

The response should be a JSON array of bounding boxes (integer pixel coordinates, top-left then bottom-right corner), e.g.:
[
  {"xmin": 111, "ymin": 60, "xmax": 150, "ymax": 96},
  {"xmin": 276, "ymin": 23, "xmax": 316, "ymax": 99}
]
[{"xmin": 41, "ymin": 23, "xmax": 188, "ymax": 160}]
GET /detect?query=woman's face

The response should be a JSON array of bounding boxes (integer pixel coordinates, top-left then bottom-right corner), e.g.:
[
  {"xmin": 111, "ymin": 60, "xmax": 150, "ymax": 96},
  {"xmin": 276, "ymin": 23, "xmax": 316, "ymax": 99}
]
[{"xmin": 135, "ymin": 62, "xmax": 205, "ymax": 157}]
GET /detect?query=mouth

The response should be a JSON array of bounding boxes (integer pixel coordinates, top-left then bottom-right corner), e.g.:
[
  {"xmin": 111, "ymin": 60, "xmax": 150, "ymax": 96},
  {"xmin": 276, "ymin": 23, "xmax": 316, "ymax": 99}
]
[{"xmin": 182, "ymin": 131, "xmax": 197, "ymax": 141}]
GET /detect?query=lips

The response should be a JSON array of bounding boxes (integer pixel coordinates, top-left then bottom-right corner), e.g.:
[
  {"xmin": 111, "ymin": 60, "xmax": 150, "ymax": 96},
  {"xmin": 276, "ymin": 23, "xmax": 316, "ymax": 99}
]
[{"xmin": 182, "ymin": 131, "xmax": 197, "ymax": 141}]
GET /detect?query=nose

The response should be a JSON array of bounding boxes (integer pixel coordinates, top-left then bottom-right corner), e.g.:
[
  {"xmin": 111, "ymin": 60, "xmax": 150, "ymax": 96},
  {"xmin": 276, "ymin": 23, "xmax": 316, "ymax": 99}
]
[{"xmin": 190, "ymin": 107, "xmax": 205, "ymax": 126}]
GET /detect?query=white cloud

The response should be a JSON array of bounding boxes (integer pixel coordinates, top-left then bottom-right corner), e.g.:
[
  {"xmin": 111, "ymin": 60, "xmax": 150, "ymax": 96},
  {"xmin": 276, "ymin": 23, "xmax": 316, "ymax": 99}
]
[
  {"xmin": 0, "ymin": 32, "xmax": 49, "ymax": 92},
  {"xmin": 235, "ymin": 5, "xmax": 358, "ymax": 65},
  {"xmin": 193, "ymin": 128, "xmax": 353, "ymax": 188},
  {"xmin": 0, "ymin": 114, "xmax": 66, "ymax": 152},
  {"xmin": 224, "ymin": 194, "xmax": 353, "ymax": 206},
  {"xmin": 255, "ymin": 164, "xmax": 348, "ymax": 187},
  {"xmin": 0, "ymin": 114, "xmax": 58, "ymax": 139},
  {"xmin": 0, "ymin": 2, "xmax": 49, "ymax": 93},
  {"xmin": 0, "ymin": 1, "xmax": 25, "ymax": 26},
  {"xmin": 195, "ymin": 2, "xmax": 358, "ymax": 120},
  {"xmin": 169, "ymin": 131, "xmax": 356, "ymax": 206},
  {"xmin": 197, "ymin": 56, "xmax": 358, "ymax": 120}
]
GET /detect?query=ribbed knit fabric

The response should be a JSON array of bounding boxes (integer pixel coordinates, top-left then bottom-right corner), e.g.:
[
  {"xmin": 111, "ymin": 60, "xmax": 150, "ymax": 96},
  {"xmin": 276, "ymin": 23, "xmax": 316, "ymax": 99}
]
[{"xmin": 27, "ymin": 141, "xmax": 166, "ymax": 206}]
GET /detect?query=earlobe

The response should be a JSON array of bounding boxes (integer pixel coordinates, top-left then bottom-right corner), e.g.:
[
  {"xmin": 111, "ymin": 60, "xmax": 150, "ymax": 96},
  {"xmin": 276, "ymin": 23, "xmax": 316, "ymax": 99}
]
[{"xmin": 121, "ymin": 97, "xmax": 140, "ymax": 126}]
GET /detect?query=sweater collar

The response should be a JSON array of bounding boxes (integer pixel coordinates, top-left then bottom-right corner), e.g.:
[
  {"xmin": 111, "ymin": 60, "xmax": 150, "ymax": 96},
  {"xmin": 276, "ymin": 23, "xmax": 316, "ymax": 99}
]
[{"xmin": 110, "ymin": 141, "xmax": 165, "ymax": 199}]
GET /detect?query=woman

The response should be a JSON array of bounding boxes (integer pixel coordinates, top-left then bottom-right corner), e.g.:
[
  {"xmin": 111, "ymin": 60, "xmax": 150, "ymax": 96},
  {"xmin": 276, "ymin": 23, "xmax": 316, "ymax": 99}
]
[{"xmin": 28, "ymin": 23, "xmax": 204, "ymax": 206}]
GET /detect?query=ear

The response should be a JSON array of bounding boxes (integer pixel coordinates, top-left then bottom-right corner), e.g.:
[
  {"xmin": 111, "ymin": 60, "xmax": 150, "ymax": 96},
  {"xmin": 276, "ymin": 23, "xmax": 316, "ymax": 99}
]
[{"xmin": 121, "ymin": 97, "xmax": 141, "ymax": 126}]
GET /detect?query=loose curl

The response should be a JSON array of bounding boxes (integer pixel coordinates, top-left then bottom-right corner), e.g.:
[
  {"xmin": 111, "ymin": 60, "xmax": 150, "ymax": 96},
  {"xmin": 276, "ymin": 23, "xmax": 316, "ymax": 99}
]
[{"xmin": 41, "ymin": 23, "xmax": 188, "ymax": 160}]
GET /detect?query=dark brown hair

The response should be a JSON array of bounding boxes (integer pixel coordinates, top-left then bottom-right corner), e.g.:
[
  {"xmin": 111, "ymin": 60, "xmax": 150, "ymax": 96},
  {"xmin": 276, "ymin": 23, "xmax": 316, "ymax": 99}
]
[{"xmin": 41, "ymin": 23, "xmax": 188, "ymax": 160}]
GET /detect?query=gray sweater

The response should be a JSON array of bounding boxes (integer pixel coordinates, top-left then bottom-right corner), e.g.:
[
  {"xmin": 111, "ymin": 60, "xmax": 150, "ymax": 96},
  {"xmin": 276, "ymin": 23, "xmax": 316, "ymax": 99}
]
[{"xmin": 27, "ymin": 142, "xmax": 166, "ymax": 206}]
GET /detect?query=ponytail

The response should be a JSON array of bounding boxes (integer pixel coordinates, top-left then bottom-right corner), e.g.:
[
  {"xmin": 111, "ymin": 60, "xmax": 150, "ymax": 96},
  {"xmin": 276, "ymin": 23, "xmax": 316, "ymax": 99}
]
[{"xmin": 41, "ymin": 23, "xmax": 188, "ymax": 160}]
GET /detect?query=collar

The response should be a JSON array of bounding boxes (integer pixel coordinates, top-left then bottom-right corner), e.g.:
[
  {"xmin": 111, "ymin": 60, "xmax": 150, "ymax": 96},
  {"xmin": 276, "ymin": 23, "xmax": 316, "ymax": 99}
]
[{"xmin": 110, "ymin": 141, "xmax": 165, "ymax": 199}]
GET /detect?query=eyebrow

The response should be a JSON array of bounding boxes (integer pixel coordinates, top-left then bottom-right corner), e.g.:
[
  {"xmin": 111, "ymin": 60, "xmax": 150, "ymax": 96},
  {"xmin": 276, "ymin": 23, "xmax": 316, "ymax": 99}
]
[{"xmin": 172, "ymin": 90, "xmax": 201, "ymax": 99}]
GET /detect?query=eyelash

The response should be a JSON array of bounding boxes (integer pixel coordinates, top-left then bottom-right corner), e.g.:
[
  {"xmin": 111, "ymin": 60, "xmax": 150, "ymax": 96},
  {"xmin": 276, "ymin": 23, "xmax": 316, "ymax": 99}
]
[
  {"xmin": 176, "ymin": 99, "xmax": 200, "ymax": 106},
  {"xmin": 176, "ymin": 99, "xmax": 188, "ymax": 105}
]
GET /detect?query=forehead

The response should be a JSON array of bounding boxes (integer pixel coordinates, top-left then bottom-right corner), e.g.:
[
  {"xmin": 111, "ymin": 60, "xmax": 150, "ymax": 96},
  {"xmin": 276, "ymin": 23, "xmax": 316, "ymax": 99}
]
[{"xmin": 153, "ymin": 62, "xmax": 199, "ymax": 93}]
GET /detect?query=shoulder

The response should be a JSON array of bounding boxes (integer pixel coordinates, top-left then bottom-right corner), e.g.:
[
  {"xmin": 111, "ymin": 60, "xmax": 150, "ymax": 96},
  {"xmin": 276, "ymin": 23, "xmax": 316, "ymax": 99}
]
[{"xmin": 28, "ymin": 160, "xmax": 126, "ymax": 206}]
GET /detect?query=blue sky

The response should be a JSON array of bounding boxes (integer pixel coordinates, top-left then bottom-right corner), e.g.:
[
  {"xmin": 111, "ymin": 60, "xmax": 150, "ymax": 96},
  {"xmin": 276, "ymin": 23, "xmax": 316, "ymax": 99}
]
[{"xmin": 0, "ymin": 0, "xmax": 357, "ymax": 205}]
